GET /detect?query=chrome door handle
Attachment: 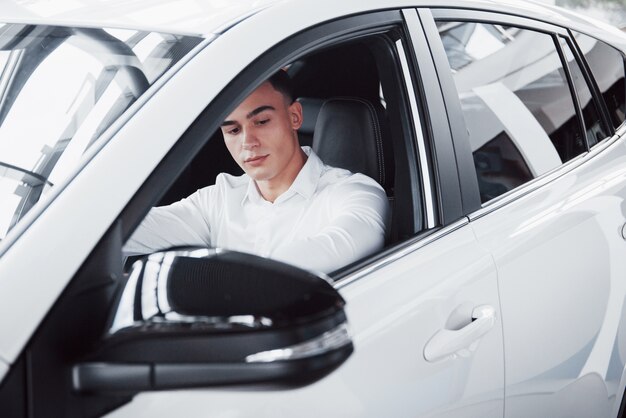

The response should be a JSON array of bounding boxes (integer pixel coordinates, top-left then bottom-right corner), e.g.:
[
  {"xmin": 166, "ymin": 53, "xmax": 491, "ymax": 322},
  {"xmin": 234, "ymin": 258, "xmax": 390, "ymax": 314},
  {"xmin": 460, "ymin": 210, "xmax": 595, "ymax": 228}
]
[{"xmin": 424, "ymin": 305, "xmax": 496, "ymax": 362}]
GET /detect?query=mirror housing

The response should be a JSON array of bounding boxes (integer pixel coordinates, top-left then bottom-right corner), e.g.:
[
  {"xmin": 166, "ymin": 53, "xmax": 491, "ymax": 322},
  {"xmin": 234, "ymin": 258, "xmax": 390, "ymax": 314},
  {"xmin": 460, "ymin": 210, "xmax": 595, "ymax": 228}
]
[{"xmin": 73, "ymin": 248, "xmax": 352, "ymax": 393}]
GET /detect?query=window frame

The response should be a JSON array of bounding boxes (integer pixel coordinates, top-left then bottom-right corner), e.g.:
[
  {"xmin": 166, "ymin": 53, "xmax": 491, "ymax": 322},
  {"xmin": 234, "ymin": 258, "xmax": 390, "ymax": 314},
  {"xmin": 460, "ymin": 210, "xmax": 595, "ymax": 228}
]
[
  {"xmin": 411, "ymin": 8, "xmax": 481, "ymax": 220},
  {"xmin": 557, "ymin": 34, "xmax": 612, "ymax": 148},
  {"xmin": 424, "ymin": 8, "xmax": 612, "ymax": 220},
  {"xmin": 554, "ymin": 34, "xmax": 593, "ymax": 154},
  {"xmin": 569, "ymin": 28, "xmax": 626, "ymax": 136},
  {"xmin": 118, "ymin": 10, "xmax": 469, "ymax": 282},
  {"xmin": 118, "ymin": 11, "xmax": 426, "ymax": 241}
]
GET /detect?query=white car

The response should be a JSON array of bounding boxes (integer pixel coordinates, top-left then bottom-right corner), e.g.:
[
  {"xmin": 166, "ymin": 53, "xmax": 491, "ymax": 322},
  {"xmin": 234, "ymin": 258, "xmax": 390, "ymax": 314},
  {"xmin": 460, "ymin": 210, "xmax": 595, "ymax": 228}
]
[{"xmin": 0, "ymin": 0, "xmax": 625, "ymax": 417}]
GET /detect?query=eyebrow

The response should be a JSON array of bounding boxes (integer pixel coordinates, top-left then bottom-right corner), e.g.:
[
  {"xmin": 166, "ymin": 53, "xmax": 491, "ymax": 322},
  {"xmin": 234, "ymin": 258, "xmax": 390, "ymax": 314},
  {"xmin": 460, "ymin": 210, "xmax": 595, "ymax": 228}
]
[{"xmin": 221, "ymin": 105, "xmax": 276, "ymax": 127}]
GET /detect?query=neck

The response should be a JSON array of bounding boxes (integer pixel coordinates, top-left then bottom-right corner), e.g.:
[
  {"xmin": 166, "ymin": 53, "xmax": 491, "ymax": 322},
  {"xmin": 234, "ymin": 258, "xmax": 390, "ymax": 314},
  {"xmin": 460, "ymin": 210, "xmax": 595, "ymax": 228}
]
[{"xmin": 256, "ymin": 148, "xmax": 307, "ymax": 203}]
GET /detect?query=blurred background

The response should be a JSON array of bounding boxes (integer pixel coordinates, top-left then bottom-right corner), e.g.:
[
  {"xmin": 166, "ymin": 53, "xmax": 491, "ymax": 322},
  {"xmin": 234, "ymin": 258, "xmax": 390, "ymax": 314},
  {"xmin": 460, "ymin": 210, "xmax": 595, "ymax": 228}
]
[{"xmin": 535, "ymin": 0, "xmax": 626, "ymax": 29}]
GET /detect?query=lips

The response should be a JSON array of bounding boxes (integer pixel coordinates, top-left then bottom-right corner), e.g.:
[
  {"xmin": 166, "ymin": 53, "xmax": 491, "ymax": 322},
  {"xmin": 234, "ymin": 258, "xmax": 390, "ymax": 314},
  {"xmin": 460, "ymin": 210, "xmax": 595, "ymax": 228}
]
[{"xmin": 244, "ymin": 154, "xmax": 268, "ymax": 166}]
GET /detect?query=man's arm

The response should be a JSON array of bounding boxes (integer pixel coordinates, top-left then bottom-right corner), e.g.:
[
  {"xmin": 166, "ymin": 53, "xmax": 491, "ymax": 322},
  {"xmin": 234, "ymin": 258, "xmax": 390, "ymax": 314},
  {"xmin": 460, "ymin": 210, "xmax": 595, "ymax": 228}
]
[
  {"xmin": 271, "ymin": 176, "xmax": 389, "ymax": 274},
  {"xmin": 123, "ymin": 190, "xmax": 212, "ymax": 255}
]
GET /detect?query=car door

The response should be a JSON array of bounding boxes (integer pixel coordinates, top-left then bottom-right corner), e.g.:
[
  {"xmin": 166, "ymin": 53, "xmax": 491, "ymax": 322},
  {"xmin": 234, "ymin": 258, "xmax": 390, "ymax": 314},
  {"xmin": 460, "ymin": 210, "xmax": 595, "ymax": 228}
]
[
  {"xmin": 0, "ymin": 6, "xmax": 505, "ymax": 418},
  {"xmin": 104, "ymin": 8, "xmax": 505, "ymax": 418},
  {"xmin": 424, "ymin": 7, "xmax": 626, "ymax": 418}
]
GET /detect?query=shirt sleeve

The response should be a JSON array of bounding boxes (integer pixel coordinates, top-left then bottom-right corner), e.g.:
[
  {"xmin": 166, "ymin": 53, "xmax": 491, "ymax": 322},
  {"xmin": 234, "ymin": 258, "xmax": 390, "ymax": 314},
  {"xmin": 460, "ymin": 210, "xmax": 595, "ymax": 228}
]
[
  {"xmin": 123, "ymin": 188, "xmax": 213, "ymax": 255},
  {"xmin": 271, "ymin": 175, "xmax": 389, "ymax": 274}
]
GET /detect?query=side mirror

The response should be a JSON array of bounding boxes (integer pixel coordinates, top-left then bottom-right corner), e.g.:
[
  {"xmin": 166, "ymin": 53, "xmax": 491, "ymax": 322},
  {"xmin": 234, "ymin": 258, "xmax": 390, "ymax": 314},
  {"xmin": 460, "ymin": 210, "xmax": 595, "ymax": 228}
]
[{"xmin": 72, "ymin": 248, "xmax": 352, "ymax": 393}]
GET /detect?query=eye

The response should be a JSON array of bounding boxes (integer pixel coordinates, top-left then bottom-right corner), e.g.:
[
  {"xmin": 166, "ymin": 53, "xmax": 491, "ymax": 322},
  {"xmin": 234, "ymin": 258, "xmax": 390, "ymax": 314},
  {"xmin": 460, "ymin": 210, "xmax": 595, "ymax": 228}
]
[
  {"xmin": 226, "ymin": 126, "xmax": 241, "ymax": 135},
  {"xmin": 256, "ymin": 118, "xmax": 270, "ymax": 126}
]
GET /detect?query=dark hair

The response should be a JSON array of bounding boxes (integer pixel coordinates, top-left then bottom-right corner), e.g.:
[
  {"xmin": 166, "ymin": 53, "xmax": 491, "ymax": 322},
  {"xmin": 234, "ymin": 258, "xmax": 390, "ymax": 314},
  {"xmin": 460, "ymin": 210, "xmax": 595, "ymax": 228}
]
[{"xmin": 267, "ymin": 69, "xmax": 294, "ymax": 103}]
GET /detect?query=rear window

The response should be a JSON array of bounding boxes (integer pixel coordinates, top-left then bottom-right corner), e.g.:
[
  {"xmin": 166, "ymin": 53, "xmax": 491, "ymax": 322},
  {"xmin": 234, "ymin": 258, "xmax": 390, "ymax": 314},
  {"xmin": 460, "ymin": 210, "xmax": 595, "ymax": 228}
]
[
  {"xmin": 573, "ymin": 31, "xmax": 626, "ymax": 131},
  {"xmin": 0, "ymin": 25, "xmax": 201, "ymax": 241},
  {"xmin": 436, "ymin": 21, "xmax": 587, "ymax": 203}
]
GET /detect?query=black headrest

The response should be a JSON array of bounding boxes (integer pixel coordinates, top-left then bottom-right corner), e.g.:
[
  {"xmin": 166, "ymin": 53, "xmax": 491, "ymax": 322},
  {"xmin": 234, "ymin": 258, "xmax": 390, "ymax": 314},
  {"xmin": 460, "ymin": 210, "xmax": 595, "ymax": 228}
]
[
  {"xmin": 312, "ymin": 98, "xmax": 391, "ymax": 189},
  {"xmin": 297, "ymin": 97, "xmax": 324, "ymax": 136}
]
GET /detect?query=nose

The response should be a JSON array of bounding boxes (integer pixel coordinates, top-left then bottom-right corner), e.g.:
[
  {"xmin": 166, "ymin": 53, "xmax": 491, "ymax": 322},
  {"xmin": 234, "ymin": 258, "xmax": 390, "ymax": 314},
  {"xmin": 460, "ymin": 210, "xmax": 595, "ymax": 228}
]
[{"xmin": 241, "ymin": 128, "xmax": 260, "ymax": 150}]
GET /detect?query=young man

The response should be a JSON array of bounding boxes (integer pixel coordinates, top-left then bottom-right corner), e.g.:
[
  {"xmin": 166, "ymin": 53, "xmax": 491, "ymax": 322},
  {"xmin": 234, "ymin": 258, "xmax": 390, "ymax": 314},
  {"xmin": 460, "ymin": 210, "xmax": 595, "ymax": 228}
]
[{"xmin": 125, "ymin": 71, "xmax": 389, "ymax": 274}]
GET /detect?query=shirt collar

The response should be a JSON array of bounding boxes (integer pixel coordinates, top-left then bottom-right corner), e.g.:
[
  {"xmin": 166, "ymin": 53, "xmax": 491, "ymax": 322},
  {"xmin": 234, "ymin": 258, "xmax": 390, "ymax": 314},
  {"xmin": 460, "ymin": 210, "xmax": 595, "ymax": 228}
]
[{"xmin": 241, "ymin": 146, "xmax": 323, "ymax": 206}]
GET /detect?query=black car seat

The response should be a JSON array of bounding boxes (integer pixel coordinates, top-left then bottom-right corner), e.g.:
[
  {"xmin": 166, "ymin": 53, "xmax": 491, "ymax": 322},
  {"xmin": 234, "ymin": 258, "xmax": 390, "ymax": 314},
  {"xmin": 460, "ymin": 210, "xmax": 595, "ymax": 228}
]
[{"xmin": 311, "ymin": 97, "xmax": 396, "ymax": 243}]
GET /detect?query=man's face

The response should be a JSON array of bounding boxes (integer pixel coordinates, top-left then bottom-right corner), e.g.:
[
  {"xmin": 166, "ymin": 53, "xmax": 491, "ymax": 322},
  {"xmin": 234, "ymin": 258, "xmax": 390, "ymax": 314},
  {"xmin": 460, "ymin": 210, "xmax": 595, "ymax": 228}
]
[{"xmin": 220, "ymin": 81, "xmax": 303, "ymax": 184}]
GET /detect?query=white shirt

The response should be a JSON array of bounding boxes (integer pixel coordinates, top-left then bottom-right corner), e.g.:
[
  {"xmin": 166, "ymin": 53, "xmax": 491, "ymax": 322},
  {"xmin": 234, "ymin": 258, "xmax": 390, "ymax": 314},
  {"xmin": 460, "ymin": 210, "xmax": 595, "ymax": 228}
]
[{"xmin": 124, "ymin": 147, "xmax": 389, "ymax": 273}]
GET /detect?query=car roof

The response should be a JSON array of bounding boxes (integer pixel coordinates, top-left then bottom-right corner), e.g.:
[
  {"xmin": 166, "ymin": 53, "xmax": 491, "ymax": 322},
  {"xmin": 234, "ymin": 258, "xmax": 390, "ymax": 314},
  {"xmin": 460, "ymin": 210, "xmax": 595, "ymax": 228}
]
[
  {"xmin": 0, "ymin": 0, "xmax": 281, "ymax": 36},
  {"xmin": 0, "ymin": 0, "xmax": 624, "ymax": 48}
]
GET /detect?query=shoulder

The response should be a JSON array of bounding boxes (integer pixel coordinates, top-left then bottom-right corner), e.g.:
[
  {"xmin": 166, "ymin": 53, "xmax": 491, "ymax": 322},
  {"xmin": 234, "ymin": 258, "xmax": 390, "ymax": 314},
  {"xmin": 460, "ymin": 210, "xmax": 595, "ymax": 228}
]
[
  {"xmin": 186, "ymin": 172, "xmax": 248, "ymax": 204},
  {"xmin": 211, "ymin": 172, "xmax": 249, "ymax": 192},
  {"xmin": 310, "ymin": 148, "xmax": 383, "ymax": 192},
  {"xmin": 320, "ymin": 165, "xmax": 384, "ymax": 192},
  {"xmin": 318, "ymin": 166, "xmax": 387, "ymax": 206}
]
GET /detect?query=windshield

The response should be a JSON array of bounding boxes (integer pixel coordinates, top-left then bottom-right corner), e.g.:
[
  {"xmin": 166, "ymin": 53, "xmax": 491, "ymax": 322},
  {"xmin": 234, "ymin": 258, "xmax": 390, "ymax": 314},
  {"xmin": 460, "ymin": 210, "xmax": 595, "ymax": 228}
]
[{"xmin": 0, "ymin": 24, "xmax": 202, "ymax": 241}]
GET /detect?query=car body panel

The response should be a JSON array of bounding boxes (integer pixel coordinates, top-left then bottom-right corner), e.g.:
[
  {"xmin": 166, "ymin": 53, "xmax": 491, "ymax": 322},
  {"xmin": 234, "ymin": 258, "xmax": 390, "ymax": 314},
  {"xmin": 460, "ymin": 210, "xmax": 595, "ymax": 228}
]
[
  {"xmin": 424, "ymin": 4, "xmax": 626, "ymax": 415},
  {"xmin": 0, "ymin": 0, "xmax": 624, "ymax": 47},
  {"xmin": 470, "ymin": 135, "xmax": 626, "ymax": 417},
  {"xmin": 105, "ymin": 224, "xmax": 504, "ymax": 418},
  {"xmin": 0, "ymin": 0, "xmax": 624, "ymax": 417},
  {"xmin": 0, "ymin": 0, "xmax": 279, "ymax": 36}
]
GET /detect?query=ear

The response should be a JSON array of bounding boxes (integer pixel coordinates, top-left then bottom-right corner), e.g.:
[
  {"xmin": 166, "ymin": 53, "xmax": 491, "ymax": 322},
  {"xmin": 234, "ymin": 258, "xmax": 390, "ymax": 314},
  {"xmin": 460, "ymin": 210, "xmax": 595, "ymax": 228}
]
[{"xmin": 288, "ymin": 101, "xmax": 303, "ymax": 130}]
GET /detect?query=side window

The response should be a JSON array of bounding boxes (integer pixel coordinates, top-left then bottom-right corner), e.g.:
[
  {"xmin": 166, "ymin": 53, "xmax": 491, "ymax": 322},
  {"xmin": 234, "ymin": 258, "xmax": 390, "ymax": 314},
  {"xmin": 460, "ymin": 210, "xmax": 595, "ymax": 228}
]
[
  {"xmin": 436, "ymin": 21, "xmax": 586, "ymax": 203},
  {"xmin": 573, "ymin": 31, "xmax": 626, "ymax": 131},
  {"xmin": 125, "ymin": 31, "xmax": 421, "ymax": 276},
  {"xmin": 558, "ymin": 36, "xmax": 608, "ymax": 147}
]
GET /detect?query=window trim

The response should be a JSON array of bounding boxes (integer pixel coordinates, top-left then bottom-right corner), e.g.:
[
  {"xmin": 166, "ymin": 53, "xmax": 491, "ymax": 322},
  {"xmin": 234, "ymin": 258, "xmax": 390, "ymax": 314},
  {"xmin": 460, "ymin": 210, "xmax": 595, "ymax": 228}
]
[
  {"xmin": 395, "ymin": 26, "xmax": 436, "ymax": 230},
  {"xmin": 554, "ymin": 34, "xmax": 591, "ymax": 153},
  {"xmin": 335, "ymin": 217, "xmax": 468, "ymax": 289},
  {"xmin": 569, "ymin": 28, "xmax": 625, "ymax": 137},
  {"xmin": 403, "ymin": 8, "xmax": 470, "ymax": 224},
  {"xmin": 558, "ymin": 34, "xmax": 614, "ymax": 147},
  {"xmin": 430, "ymin": 8, "xmax": 570, "ymax": 36}
]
